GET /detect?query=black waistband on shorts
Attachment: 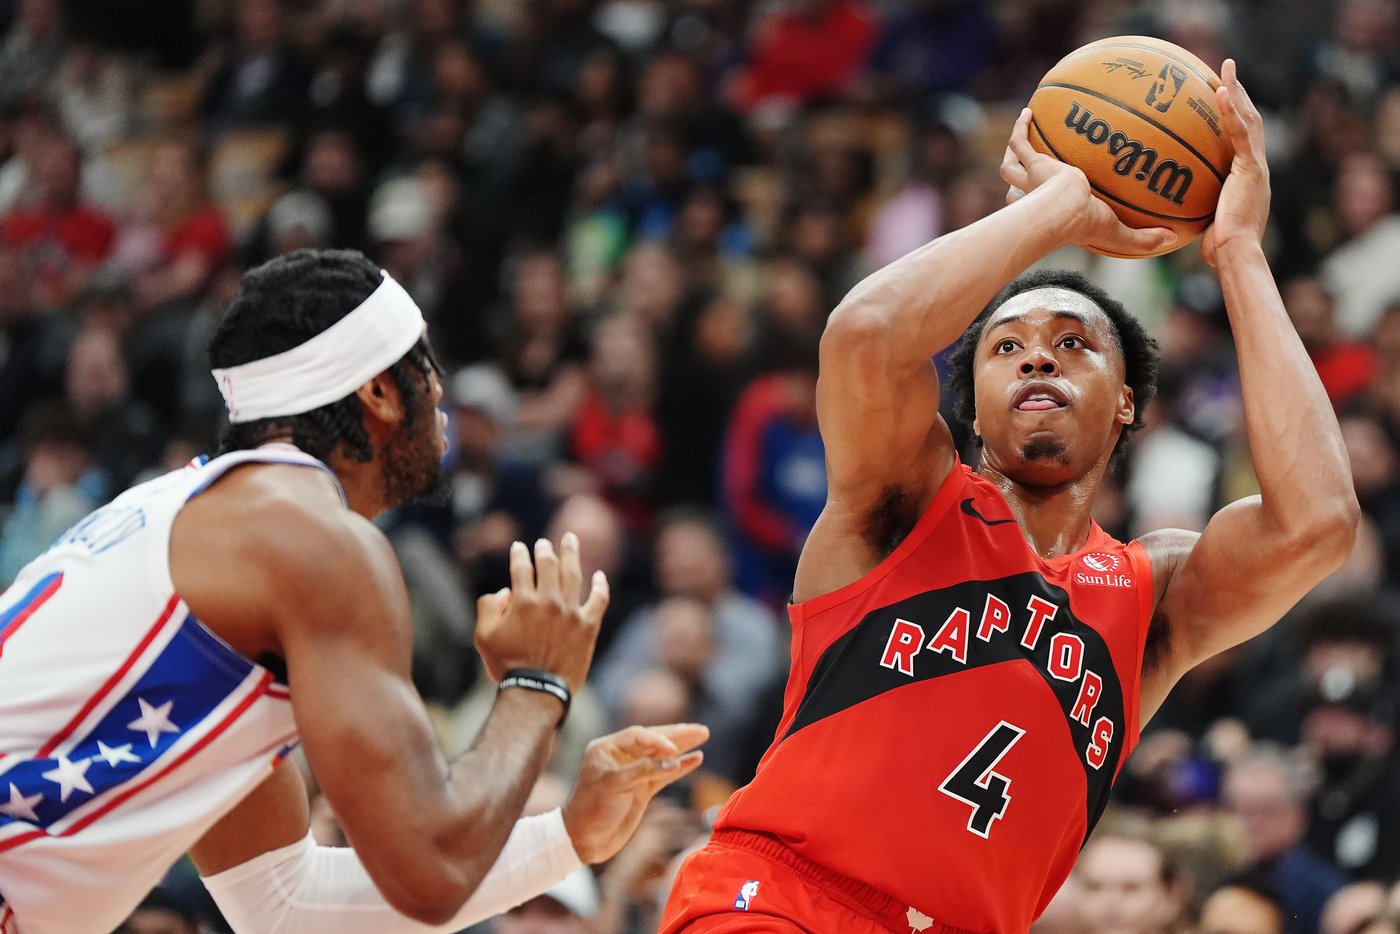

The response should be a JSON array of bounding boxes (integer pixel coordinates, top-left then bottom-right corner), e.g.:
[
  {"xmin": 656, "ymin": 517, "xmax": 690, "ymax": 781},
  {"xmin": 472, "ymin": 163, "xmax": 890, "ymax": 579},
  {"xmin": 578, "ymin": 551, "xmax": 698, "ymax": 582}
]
[{"xmin": 710, "ymin": 828, "xmax": 984, "ymax": 934}]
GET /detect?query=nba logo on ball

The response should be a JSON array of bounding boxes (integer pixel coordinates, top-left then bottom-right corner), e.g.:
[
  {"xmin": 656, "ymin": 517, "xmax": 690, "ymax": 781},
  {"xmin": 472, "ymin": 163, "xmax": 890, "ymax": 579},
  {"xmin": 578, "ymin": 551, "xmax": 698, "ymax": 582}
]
[
  {"xmin": 734, "ymin": 880, "xmax": 759, "ymax": 910},
  {"xmin": 1146, "ymin": 64, "xmax": 1187, "ymax": 112}
]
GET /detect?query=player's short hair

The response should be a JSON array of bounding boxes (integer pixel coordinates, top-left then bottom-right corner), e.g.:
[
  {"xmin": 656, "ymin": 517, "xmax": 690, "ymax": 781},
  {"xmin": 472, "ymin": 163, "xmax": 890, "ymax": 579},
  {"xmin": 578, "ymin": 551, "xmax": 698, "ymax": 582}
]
[
  {"xmin": 208, "ymin": 249, "xmax": 437, "ymax": 462},
  {"xmin": 944, "ymin": 269, "xmax": 1159, "ymax": 464}
]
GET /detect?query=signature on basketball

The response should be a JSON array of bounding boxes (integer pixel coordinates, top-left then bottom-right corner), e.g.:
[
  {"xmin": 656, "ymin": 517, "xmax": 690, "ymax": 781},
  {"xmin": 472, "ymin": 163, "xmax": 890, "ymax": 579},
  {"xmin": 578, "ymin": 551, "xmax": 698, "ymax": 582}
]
[{"xmin": 1101, "ymin": 59, "xmax": 1150, "ymax": 80}]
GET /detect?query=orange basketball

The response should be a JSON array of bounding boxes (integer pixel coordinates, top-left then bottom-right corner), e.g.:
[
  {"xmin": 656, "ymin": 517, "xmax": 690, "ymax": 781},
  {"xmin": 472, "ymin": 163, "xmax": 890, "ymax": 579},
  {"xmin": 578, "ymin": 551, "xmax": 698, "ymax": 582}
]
[{"xmin": 1027, "ymin": 36, "xmax": 1234, "ymax": 258}]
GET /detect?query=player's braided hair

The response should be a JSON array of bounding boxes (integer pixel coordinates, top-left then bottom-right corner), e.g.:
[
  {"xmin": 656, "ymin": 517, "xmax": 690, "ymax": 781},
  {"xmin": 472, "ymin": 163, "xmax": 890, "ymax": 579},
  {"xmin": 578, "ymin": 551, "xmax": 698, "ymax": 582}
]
[
  {"xmin": 944, "ymin": 269, "xmax": 1159, "ymax": 464},
  {"xmin": 208, "ymin": 249, "xmax": 436, "ymax": 463}
]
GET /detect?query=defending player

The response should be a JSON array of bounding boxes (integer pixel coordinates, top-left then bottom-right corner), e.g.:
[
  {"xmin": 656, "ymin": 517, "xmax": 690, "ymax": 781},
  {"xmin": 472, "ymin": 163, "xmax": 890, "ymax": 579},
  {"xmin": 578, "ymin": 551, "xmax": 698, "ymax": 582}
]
[
  {"xmin": 660, "ymin": 61, "xmax": 1356, "ymax": 933},
  {"xmin": 0, "ymin": 249, "xmax": 706, "ymax": 934}
]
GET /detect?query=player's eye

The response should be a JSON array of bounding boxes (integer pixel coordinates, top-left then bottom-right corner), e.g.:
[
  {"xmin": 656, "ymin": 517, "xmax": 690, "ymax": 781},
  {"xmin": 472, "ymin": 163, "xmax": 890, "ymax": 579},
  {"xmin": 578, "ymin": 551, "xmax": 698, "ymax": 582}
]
[
  {"xmin": 1060, "ymin": 336, "xmax": 1082, "ymax": 349},
  {"xmin": 996, "ymin": 339, "xmax": 1018, "ymax": 354}
]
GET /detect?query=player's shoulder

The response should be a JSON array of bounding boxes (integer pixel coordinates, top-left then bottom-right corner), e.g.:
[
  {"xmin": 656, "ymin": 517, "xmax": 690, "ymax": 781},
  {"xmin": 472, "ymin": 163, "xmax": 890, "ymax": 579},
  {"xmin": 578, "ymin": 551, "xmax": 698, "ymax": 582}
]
[
  {"xmin": 1135, "ymin": 527, "xmax": 1201, "ymax": 599},
  {"xmin": 180, "ymin": 461, "xmax": 395, "ymax": 585}
]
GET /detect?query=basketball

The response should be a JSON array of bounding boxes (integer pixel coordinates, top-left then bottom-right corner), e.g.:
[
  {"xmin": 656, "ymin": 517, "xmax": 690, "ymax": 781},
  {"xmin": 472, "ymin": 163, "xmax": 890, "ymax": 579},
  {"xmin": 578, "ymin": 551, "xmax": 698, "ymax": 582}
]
[{"xmin": 1027, "ymin": 36, "xmax": 1234, "ymax": 258}]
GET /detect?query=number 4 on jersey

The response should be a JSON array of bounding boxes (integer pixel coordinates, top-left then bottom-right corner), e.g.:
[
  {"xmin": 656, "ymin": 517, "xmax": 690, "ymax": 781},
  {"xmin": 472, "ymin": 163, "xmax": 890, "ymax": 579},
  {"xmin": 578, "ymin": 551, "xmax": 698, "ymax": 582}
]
[{"xmin": 939, "ymin": 721, "xmax": 1025, "ymax": 838}]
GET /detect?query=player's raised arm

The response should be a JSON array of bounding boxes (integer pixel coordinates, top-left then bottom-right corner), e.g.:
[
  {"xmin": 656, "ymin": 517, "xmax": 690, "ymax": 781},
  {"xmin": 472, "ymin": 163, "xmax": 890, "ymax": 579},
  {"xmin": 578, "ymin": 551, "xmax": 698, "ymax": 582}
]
[
  {"xmin": 1140, "ymin": 61, "xmax": 1359, "ymax": 715},
  {"xmin": 816, "ymin": 110, "xmax": 1174, "ymax": 509}
]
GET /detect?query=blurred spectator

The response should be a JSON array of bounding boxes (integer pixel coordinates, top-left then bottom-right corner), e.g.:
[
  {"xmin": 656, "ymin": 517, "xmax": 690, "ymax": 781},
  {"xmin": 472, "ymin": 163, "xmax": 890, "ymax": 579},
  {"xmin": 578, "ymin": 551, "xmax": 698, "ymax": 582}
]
[
  {"xmin": 492, "ymin": 867, "xmax": 600, "ymax": 934},
  {"xmin": 499, "ymin": 249, "xmax": 589, "ymax": 463},
  {"xmin": 865, "ymin": 122, "xmax": 964, "ymax": 270},
  {"xmin": 593, "ymin": 509, "xmax": 783, "ymax": 782},
  {"xmin": 0, "ymin": 0, "xmax": 63, "ymax": 109},
  {"xmin": 570, "ymin": 314, "xmax": 662, "ymax": 530},
  {"xmin": 867, "ymin": 0, "xmax": 1000, "ymax": 101},
  {"xmin": 52, "ymin": 33, "xmax": 134, "ymax": 150},
  {"xmin": 1195, "ymin": 875, "xmax": 1287, "ymax": 934},
  {"xmin": 1308, "ymin": 0, "xmax": 1399, "ymax": 115},
  {"xmin": 113, "ymin": 887, "xmax": 200, "ymax": 934},
  {"xmin": 1222, "ymin": 744, "xmax": 1350, "ymax": 931},
  {"xmin": 65, "ymin": 320, "xmax": 159, "ymax": 490},
  {"xmin": 594, "ymin": 800, "xmax": 703, "ymax": 934},
  {"xmin": 1074, "ymin": 829, "xmax": 1188, "ymax": 934},
  {"xmin": 728, "ymin": 0, "xmax": 879, "ymax": 120},
  {"xmin": 260, "ymin": 188, "xmax": 335, "ymax": 258},
  {"xmin": 1283, "ymin": 274, "xmax": 1378, "ymax": 411},
  {"xmin": 721, "ymin": 352, "xmax": 825, "ymax": 604},
  {"xmin": 1, "ymin": 130, "xmax": 116, "ymax": 312},
  {"xmin": 1324, "ymin": 881, "xmax": 1390, "ymax": 934},
  {"xmin": 441, "ymin": 363, "xmax": 553, "ymax": 587},
  {"xmin": 1123, "ymin": 367, "xmax": 1221, "ymax": 537},
  {"xmin": 111, "ymin": 138, "xmax": 233, "ymax": 317},
  {"xmin": 1338, "ymin": 410, "xmax": 1400, "ymax": 584},
  {"xmin": 653, "ymin": 287, "xmax": 755, "ymax": 509},
  {"xmin": 1322, "ymin": 152, "xmax": 1400, "ymax": 339},
  {"xmin": 198, "ymin": 0, "xmax": 313, "ymax": 131},
  {"xmin": 299, "ymin": 127, "xmax": 372, "ymax": 252},
  {"xmin": 546, "ymin": 493, "xmax": 649, "ymax": 659},
  {"xmin": 0, "ymin": 402, "xmax": 105, "ymax": 586}
]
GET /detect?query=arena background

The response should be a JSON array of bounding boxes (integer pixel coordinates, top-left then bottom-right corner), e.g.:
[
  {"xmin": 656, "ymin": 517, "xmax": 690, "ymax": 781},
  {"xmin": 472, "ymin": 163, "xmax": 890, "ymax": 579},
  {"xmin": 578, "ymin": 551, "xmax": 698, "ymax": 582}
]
[{"xmin": 0, "ymin": 0, "xmax": 1398, "ymax": 931}]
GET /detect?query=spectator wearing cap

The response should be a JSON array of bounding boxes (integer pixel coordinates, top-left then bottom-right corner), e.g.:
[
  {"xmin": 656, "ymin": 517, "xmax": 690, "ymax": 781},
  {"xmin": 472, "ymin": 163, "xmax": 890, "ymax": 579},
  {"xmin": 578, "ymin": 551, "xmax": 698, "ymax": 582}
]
[
  {"xmin": 1222, "ymin": 745, "xmax": 1350, "ymax": 932},
  {"xmin": 257, "ymin": 188, "xmax": 335, "ymax": 259},
  {"xmin": 446, "ymin": 363, "xmax": 554, "ymax": 583}
]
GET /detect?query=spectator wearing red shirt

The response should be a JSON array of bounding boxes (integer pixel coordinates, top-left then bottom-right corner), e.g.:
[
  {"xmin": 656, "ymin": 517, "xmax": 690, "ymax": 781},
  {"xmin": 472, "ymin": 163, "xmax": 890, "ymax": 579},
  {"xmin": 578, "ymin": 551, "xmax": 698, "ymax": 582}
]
[
  {"xmin": 570, "ymin": 314, "xmax": 662, "ymax": 531},
  {"xmin": 1283, "ymin": 274, "xmax": 1377, "ymax": 411},
  {"xmin": 729, "ymin": 0, "xmax": 879, "ymax": 116},
  {"xmin": 0, "ymin": 131, "xmax": 115, "ymax": 311},
  {"xmin": 111, "ymin": 138, "xmax": 232, "ymax": 316}
]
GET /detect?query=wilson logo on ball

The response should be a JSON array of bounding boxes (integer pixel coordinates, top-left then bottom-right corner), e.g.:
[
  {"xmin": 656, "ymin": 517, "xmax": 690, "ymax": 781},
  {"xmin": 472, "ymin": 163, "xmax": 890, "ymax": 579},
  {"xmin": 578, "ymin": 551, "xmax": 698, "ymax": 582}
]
[
  {"xmin": 1145, "ymin": 64, "xmax": 1188, "ymax": 113},
  {"xmin": 1063, "ymin": 102, "xmax": 1194, "ymax": 206}
]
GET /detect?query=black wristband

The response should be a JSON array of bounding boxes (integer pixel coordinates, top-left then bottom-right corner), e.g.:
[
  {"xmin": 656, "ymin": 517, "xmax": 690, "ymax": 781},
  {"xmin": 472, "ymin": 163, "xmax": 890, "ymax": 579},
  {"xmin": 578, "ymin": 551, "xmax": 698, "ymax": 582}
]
[{"xmin": 498, "ymin": 668, "xmax": 572, "ymax": 728}]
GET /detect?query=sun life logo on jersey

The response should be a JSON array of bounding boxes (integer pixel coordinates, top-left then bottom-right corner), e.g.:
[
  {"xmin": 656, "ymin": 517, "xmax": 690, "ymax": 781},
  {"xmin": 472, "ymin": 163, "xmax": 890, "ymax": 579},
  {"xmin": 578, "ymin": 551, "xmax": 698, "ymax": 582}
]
[
  {"xmin": 1077, "ymin": 552, "xmax": 1133, "ymax": 588},
  {"xmin": 734, "ymin": 880, "xmax": 759, "ymax": 911}
]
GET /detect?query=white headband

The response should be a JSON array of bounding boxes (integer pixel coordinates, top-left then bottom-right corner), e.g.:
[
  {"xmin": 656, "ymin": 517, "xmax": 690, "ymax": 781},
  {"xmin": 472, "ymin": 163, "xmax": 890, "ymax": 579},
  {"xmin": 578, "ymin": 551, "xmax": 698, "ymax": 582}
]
[{"xmin": 212, "ymin": 271, "xmax": 427, "ymax": 423}]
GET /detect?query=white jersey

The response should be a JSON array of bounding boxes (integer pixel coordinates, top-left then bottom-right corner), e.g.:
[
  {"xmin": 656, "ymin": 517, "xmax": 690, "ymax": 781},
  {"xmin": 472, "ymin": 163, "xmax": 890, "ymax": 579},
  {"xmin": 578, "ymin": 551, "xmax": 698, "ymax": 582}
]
[{"xmin": 0, "ymin": 445, "xmax": 341, "ymax": 934}]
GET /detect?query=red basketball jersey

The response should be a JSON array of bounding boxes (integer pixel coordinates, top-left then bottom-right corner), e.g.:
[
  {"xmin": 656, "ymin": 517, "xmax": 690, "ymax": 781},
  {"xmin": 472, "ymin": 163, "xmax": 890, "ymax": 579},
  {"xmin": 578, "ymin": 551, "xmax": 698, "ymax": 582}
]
[{"xmin": 715, "ymin": 462, "xmax": 1154, "ymax": 933}]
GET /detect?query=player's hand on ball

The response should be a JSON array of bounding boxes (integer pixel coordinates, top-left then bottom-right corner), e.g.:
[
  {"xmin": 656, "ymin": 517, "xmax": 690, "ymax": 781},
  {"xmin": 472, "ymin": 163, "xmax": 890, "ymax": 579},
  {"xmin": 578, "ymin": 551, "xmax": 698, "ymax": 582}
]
[
  {"xmin": 1000, "ymin": 107, "xmax": 1175, "ymax": 256},
  {"xmin": 561, "ymin": 723, "xmax": 708, "ymax": 865},
  {"xmin": 474, "ymin": 532, "xmax": 609, "ymax": 690},
  {"xmin": 1200, "ymin": 59, "xmax": 1270, "ymax": 268}
]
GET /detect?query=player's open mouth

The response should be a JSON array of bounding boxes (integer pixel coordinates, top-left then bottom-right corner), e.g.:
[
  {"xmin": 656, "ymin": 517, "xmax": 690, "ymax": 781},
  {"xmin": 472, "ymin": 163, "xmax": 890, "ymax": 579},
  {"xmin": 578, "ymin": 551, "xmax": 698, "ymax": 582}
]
[{"xmin": 1013, "ymin": 382, "xmax": 1069, "ymax": 411}]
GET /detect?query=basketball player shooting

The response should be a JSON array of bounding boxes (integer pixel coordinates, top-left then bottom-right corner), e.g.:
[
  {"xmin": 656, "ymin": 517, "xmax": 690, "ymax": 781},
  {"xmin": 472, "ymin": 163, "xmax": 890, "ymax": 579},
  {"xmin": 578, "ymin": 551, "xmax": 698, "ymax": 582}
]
[
  {"xmin": 0, "ymin": 249, "xmax": 706, "ymax": 934},
  {"xmin": 660, "ymin": 60, "xmax": 1356, "ymax": 934}
]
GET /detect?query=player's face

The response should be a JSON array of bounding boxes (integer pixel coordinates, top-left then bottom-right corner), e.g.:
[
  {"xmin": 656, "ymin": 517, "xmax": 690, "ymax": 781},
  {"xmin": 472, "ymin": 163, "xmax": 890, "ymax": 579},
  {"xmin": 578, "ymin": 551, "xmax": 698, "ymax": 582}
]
[
  {"xmin": 382, "ymin": 360, "xmax": 448, "ymax": 507},
  {"xmin": 971, "ymin": 288, "xmax": 1133, "ymax": 488}
]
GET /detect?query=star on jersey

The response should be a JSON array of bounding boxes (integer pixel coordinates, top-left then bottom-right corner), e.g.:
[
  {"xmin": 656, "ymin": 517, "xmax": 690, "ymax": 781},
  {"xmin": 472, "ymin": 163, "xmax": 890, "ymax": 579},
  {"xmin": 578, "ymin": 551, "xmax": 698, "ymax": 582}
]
[
  {"xmin": 906, "ymin": 907, "xmax": 934, "ymax": 932},
  {"xmin": 128, "ymin": 697, "xmax": 180, "ymax": 747},
  {"xmin": 95, "ymin": 740, "xmax": 142, "ymax": 767},
  {"xmin": 0, "ymin": 782, "xmax": 43, "ymax": 822},
  {"xmin": 41, "ymin": 755, "xmax": 94, "ymax": 802}
]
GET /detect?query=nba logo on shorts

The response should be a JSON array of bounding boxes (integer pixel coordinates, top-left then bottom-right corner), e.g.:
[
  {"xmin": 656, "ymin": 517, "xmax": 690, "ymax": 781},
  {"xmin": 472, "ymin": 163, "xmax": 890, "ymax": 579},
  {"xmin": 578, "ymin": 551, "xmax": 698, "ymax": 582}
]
[{"xmin": 734, "ymin": 880, "xmax": 760, "ymax": 910}]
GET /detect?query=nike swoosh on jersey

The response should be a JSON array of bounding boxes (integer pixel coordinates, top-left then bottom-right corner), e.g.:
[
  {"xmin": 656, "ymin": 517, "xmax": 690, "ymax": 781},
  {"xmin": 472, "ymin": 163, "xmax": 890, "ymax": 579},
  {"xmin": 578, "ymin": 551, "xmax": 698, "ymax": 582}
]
[{"xmin": 960, "ymin": 498, "xmax": 1017, "ymax": 527}]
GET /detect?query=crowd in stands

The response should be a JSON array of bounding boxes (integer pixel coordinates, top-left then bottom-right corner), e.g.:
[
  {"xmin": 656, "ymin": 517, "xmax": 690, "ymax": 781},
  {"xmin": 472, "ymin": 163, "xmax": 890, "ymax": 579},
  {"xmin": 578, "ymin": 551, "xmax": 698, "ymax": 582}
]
[{"xmin": 2, "ymin": 0, "xmax": 1400, "ymax": 930}]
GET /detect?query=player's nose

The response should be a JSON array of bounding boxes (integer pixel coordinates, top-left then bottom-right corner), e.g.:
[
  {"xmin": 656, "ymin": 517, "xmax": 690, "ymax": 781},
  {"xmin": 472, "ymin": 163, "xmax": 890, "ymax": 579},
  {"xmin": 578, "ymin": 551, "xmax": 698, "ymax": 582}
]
[{"xmin": 1019, "ymin": 347, "xmax": 1058, "ymax": 376}]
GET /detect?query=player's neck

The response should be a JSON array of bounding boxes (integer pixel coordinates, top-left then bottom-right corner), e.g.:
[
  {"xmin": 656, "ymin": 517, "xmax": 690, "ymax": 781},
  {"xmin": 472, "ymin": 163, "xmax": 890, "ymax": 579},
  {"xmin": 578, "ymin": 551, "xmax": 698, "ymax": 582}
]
[
  {"xmin": 977, "ymin": 463, "xmax": 1106, "ymax": 559},
  {"xmin": 327, "ymin": 459, "xmax": 395, "ymax": 519}
]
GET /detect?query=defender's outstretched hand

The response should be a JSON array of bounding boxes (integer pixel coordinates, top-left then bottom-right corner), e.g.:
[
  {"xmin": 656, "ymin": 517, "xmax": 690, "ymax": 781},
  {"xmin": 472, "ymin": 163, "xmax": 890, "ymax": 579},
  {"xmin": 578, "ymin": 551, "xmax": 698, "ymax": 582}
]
[
  {"xmin": 999, "ymin": 107, "xmax": 1175, "ymax": 256},
  {"xmin": 1200, "ymin": 59, "xmax": 1270, "ymax": 267},
  {"xmin": 561, "ymin": 723, "xmax": 709, "ymax": 864},
  {"xmin": 474, "ymin": 532, "xmax": 610, "ymax": 691}
]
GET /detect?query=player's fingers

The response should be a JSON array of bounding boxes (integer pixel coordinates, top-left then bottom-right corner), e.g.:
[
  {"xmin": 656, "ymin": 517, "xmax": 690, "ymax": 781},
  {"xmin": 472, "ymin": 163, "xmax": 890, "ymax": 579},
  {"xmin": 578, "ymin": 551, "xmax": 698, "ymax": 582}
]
[
  {"xmin": 1006, "ymin": 107, "xmax": 1039, "ymax": 167},
  {"xmin": 614, "ymin": 750, "xmax": 704, "ymax": 791},
  {"xmin": 559, "ymin": 531, "xmax": 583, "ymax": 607},
  {"xmin": 604, "ymin": 724, "xmax": 682, "ymax": 763},
  {"xmin": 535, "ymin": 538, "xmax": 560, "ymax": 601},
  {"xmin": 646, "ymin": 722, "xmax": 710, "ymax": 756},
  {"xmin": 475, "ymin": 587, "xmax": 511, "ymax": 628},
  {"xmin": 1116, "ymin": 224, "xmax": 1176, "ymax": 254},
  {"xmin": 999, "ymin": 146, "xmax": 1028, "ymax": 190},
  {"xmin": 509, "ymin": 540, "xmax": 535, "ymax": 594},
  {"xmin": 1005, "ymin": 186, "xmax": 1025, "ymax": 206},
  {"xmin": 580, "ymin": 569, "xmax": 610, "ymax": 626}
]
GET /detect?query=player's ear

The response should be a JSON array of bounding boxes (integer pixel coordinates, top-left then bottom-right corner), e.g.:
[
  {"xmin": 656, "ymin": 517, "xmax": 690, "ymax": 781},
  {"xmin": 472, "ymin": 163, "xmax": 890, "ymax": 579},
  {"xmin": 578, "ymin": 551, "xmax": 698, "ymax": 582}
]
[
  {"xmin": 354, "ymin": 371, "xmax": 403, "ymax": 424},
  {"xmin": 1116, "ymin": 385, "xmax": 1134, "ymax": 426}
]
